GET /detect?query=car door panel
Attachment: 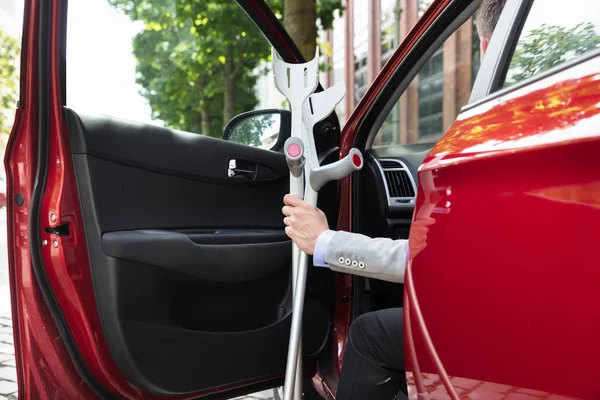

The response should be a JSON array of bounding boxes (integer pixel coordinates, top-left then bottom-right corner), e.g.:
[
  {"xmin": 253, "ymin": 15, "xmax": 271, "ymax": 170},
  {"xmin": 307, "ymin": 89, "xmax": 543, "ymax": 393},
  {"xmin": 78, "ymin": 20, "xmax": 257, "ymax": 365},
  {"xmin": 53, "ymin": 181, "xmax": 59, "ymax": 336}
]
[
  {"xmin": 67, "ymin": 110, "xmax": 286, "ymax": 186},
  {"xmin": 102, "ymin": 229, "xmax": 291, "ymax": 283},
  {"xmin": 8, "ymin": 0, "xmax": 341, "ymax": 397},
  {"xmin": 64, "ymin": 108, "xmax": 333, "ymax": 395}
]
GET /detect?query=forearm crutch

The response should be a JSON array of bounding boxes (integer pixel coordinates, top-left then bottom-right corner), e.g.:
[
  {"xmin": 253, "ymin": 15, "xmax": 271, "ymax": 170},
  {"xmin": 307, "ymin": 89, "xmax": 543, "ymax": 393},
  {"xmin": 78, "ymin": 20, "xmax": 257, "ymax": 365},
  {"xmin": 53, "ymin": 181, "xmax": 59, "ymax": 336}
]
[
  {"xmin": 273, "ymin": 47, "xmax": 320, "ymax": 400},
  {"xmin": 273, "ymin": 48, "xmax": 364, "ymax": 400}
]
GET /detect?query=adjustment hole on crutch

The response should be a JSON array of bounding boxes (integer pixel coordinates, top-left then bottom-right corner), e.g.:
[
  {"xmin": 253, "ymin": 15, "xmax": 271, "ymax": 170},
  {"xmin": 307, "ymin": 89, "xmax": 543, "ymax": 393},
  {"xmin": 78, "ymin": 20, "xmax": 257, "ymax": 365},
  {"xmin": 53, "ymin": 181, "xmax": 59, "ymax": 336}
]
[
  {"xmin": 287, "ymin": 67, "xmax": 291, "ymax": 88},
  {"xmin": 303, "ymin": 67, "xmax": 308, "ymax": 87},
  {"xmin": 309, "ymin": 97, "xmax": 314, "ymax": 115}
]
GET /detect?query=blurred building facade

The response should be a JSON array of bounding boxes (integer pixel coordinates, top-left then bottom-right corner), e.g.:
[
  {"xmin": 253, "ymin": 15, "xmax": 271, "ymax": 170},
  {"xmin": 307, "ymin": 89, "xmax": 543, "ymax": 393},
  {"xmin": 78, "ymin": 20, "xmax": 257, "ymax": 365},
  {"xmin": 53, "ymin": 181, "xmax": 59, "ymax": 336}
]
[{"xmin": 322, "ymin": 0, "xmax": 481, "ymax": 145}]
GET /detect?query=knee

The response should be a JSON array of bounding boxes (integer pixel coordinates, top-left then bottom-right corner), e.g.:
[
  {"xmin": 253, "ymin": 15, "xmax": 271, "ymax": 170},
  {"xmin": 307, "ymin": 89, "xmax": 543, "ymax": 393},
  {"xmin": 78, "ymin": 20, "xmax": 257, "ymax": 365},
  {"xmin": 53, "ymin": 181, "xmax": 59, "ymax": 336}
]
[{"xmin": 349, "ymin": 312, "xmax": 378, "ymax": 353}]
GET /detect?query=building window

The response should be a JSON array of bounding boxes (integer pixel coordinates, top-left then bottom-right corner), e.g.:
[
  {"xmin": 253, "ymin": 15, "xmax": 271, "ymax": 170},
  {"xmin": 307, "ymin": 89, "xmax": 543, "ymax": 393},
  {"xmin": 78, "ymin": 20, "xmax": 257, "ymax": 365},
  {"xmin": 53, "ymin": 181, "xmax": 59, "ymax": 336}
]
[
  {"xmin": 353, "ymin": 0, "xmax": 369, "ymax": 104},
  {"xmin": 381, "ymin": 0, "xmax": 400, "ymax": 66},
  {"xmin": 378, "ymin": 0, "xmax": 401, "ymax": 145},
  {"xmin": 374, "ymin": 15, "xmax": 482, "ymax": 146},
  {"xmin": 417, "ymin": 46, "xmax": 444, "ymax": 141},
  {"xmin": 332, "ymin": 10, "xmax": 346, "ymax": 124}
]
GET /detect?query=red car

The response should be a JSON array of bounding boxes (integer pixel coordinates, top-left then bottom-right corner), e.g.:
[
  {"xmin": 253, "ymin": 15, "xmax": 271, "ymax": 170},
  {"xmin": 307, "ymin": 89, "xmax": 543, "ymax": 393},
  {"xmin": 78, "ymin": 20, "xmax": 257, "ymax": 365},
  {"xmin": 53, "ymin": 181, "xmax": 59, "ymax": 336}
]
[{"xmin": 4, "ymin": 0, "xmax": 600, "ymax": 399}]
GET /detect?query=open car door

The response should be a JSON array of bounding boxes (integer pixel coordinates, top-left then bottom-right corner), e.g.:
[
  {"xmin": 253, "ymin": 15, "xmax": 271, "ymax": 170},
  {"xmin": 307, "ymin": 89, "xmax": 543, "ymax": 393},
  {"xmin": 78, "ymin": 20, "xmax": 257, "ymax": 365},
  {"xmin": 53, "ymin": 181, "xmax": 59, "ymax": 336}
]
[{"xmin": 5, "ymin": 0, "xmax": 342, "ymax": 398}]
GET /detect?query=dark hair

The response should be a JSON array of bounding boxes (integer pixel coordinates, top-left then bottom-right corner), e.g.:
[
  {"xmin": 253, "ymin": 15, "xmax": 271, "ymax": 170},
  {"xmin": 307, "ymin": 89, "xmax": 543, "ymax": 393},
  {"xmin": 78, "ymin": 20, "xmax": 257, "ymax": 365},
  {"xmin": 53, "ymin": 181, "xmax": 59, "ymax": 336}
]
[{"xmin": 475, "ymin": 0, "xmax": 508, "ymax": 40}]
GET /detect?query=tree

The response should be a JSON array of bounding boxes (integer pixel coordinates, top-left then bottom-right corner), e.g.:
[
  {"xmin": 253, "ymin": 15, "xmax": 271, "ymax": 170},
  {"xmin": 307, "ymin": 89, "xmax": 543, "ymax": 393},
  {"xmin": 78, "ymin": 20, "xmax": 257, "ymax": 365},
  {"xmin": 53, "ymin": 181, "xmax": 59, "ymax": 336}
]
[
  {"xmin": 107, "ymin": 0, "xmax": 343, "ymax": 138},
  {"xmin": 506, "ymin": 22, "xmax": 600, "ymax": 86},
  {"xmin": 0, "ymin": 28, "xmax": 19, "ymax": 137},
  {"xmin": 108, "ymin": 0, "xmax": 280, "ymax": 137},
  {"xmin": 284, "ymin": 0, "xmax": 343, "ymax": 59}
]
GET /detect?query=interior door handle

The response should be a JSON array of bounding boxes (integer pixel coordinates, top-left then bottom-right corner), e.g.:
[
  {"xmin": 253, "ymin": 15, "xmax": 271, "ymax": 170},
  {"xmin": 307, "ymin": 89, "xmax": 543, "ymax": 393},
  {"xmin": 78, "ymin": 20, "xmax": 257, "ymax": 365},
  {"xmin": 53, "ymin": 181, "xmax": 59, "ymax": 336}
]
[{"xmin": 228, "ymin": 158, "xmax": 256, "ymax": 180}]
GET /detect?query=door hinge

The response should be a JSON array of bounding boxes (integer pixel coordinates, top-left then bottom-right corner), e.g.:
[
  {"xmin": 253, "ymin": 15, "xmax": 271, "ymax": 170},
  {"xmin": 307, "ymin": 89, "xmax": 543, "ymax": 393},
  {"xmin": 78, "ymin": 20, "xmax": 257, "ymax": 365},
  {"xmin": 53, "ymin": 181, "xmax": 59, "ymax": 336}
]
[{"xmin": 45, "ymin": 223, "xmax": 70, "ymax": 237}]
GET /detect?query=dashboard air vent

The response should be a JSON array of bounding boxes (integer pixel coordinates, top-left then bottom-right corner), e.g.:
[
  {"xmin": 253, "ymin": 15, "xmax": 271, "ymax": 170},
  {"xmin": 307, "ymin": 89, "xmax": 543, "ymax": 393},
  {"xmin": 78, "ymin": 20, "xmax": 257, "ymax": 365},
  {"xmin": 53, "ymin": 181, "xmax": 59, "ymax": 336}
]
[
  {"xmin": 377, "ymin": 159, "xmax": 417, "ymax": 205},
  {"xmin": 384, "ymin": 170, "xmax": 415, "ymax": 198},
  {"xmin": 379, "ymin": 160, "xmax": 401, "ymax": 169}
]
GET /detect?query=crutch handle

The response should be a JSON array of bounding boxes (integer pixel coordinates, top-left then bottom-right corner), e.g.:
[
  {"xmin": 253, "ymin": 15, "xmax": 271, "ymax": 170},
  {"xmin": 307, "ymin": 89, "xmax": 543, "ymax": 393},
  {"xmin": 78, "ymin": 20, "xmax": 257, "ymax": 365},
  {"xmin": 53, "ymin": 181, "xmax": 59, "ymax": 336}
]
[
  {"xmin": 284, "ymin": 137, "xmax": 306, "ymax": 178},
  {"xmin": 310, "ymin": 148, "xmax": 363, "ymax": 192}
]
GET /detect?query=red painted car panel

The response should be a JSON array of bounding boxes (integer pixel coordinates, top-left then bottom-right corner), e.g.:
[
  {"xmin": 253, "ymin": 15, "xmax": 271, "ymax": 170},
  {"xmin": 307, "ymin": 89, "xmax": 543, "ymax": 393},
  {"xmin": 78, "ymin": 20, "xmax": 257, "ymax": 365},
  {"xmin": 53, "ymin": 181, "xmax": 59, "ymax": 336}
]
[{"xmin": 405, "ymin": 57, "xmax": 600, "ymax": 399}]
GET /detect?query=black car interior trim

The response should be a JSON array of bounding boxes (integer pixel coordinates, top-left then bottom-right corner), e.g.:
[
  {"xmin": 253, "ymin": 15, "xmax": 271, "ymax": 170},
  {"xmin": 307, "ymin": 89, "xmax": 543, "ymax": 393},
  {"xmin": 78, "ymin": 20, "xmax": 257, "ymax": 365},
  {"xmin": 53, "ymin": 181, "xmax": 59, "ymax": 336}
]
[
  {"xmin": 68, "ymin": 110, "xmax": 288, "ymax": 187},
  {"xmin": 102, "ymin": 230, "xmax": 292, "ymax": 283}
]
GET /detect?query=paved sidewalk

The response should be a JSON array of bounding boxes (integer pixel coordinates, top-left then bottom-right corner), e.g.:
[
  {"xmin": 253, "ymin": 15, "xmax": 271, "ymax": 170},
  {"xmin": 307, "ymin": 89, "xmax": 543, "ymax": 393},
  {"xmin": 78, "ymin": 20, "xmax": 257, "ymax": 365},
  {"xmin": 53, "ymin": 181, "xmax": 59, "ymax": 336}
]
[
  {"xmin": 0, "ymin": 208, "xmax": 17, "ymax": 400},
  {"xmin": 0, "ymin": 312, "xmax": 17, "ymax": 400}
]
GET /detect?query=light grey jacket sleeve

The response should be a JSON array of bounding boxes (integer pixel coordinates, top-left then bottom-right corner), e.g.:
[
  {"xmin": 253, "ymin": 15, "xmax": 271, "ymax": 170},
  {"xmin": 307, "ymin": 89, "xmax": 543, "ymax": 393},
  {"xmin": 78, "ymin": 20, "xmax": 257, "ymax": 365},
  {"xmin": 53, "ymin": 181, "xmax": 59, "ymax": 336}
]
[{"xmin": 324, "ymin": 230, "xmax": 407, "ymax": 283}]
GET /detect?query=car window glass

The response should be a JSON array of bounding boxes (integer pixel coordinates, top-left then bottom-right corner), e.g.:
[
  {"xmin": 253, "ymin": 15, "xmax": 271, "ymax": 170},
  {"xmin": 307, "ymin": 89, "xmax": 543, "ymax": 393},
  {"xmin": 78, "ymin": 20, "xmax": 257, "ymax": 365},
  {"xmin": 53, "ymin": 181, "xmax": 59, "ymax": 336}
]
[
  {"xmin": 503, "ymin": 0, "xmax": 600, "ymax": 88},
  {"xmin": 374, "ymin": 16, "xmax": 483, "ymax": 146},
  {"xmin": 66, "ymin": 0, "xmax": 286, "ymax": 146}
]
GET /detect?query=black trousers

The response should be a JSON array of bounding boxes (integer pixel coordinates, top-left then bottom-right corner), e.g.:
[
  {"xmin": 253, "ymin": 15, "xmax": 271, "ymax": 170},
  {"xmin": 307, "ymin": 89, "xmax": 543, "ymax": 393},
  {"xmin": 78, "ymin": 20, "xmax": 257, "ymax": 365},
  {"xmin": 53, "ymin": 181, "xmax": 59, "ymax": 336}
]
[{"xmin": 336, "ymin": 308, "xmax": 407, "ymax": 400}]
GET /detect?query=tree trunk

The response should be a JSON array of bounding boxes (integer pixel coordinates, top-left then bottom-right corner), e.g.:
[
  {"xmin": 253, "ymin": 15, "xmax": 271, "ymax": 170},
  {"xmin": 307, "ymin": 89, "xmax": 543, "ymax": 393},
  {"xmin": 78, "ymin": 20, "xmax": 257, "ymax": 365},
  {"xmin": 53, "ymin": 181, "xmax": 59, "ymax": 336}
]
[
  {"xmin": 197, "ymin": 79, "xmax": 212, "ymax": 137},
  {"xmin": 223, "ymin": 43, "xmax": 236, "ymax": 129},
  {"xmin": 200, "ymin": 100, "xmax": 211, "ymax": 138},
  {"xmin": 284, "ymin": 0, "xmax": 318, "ymax": 60}
]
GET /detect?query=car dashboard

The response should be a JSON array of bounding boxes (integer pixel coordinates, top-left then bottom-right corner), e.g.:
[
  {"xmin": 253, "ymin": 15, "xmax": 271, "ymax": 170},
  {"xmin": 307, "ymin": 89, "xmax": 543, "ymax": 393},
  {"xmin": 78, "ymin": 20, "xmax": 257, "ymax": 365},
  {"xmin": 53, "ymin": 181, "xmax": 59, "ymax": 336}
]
[
  {"xmin": 352, "ymin": 143, "xmax": 435, "ymax": 311},
  {"xmin": 358, "ymin": 143, "xmax": 434, "ymax": 239}
]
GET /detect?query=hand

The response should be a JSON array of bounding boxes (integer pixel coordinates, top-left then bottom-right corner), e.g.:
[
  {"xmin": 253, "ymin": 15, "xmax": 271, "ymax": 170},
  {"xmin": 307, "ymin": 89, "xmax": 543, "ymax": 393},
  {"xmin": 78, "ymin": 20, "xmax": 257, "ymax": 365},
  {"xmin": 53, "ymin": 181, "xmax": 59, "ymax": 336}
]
[
  {"xmin": 282, "ymin": 194, "xmax": 329, "ymax": 255},
  {"xmin": 408, "ymin": 217, "xmax": 436, "ymax": 260}
]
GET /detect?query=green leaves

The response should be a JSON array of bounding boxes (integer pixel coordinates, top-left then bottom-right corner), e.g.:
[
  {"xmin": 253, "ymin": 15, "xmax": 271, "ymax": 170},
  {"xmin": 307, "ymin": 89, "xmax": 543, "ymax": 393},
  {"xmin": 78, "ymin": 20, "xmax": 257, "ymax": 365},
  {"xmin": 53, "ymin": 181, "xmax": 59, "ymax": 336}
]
[
  {"xmin": 0, "ymin": 28, "xmax": 20, "ymax": 137},
  {"xmin": 106, "ymin": 0, "xmax": 342, "ymax": 138},
  {"xmin": 507, "ymin": 22, "xmax": 600, "ymax": 86},
  {"xmin": 108, "ymin": 0, "xmax": 276, "ymax": 138},
  {"xmin": 317, "ymin": 0, "xmax": 343, "ymax": 30}
]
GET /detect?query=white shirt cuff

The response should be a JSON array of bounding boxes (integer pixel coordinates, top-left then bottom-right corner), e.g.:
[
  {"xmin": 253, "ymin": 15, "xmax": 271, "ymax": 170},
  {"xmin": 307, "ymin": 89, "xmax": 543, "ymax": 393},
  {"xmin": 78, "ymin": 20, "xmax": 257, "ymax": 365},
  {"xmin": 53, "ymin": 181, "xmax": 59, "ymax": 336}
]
[{"xmin": 313, "ymin": 230, "xmax": 336, "ymax": 267}]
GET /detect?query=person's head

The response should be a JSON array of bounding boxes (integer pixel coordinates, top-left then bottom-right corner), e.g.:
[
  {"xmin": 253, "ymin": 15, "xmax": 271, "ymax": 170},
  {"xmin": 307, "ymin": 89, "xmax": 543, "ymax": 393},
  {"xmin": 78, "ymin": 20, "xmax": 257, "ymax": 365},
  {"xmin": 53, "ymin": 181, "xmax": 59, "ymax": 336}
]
[{"xmin": 475, "ymin": 0, "xmax": 507, "ymax": 58}]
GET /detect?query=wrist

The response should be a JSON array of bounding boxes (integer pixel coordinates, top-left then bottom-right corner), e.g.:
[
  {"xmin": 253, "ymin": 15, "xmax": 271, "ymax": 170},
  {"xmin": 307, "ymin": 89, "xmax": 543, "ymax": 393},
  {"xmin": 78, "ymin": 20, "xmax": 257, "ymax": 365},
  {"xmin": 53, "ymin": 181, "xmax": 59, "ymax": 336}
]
[{"xmin": 313, "ymin": 230, "xmax": 336, "ymax": 267}]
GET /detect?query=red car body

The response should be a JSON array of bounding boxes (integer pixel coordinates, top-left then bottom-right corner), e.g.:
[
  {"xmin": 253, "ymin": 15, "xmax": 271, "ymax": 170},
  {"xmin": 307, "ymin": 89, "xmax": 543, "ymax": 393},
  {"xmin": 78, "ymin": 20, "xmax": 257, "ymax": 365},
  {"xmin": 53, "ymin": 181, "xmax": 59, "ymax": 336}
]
[
  {"xmin": 403, "ymin": 61, "xmax": 600, "ymax": 399},
  {"xmin": 5, "ymin": 0, "xmax": 600, "ymax": 399}
]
